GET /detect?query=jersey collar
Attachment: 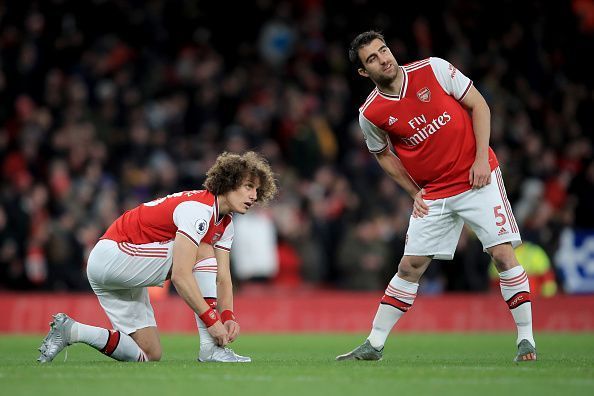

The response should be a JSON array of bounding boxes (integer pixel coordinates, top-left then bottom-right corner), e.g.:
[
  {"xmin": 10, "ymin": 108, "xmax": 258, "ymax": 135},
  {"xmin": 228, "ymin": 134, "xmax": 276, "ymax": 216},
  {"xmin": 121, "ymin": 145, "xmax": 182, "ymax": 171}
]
[
  {"xmin": 377, "ymin": 67, "xmax": 408, "ymax": 100},
  {"xmin": 214, "ymin": 195, "xmax": 224, "ymax": 225}
]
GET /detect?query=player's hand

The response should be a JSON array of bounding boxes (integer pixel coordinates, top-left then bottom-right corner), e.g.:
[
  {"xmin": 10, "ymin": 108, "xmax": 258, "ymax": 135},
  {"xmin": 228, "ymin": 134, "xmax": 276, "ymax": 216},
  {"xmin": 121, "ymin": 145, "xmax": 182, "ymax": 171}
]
[
  {"xmin": 207, "ymin": 321, "xmax": 229, "ymax": 346},
  {"xmin": 224, "ymin": 320, "xmax": 240, "ymax": 343},
  {"xmin": 469, "ymin": 158, "xmax": 491, "ymax": 189},
  {"xmin": 412, "ymin": 189, "xmax": 429, "ymax": 218}
]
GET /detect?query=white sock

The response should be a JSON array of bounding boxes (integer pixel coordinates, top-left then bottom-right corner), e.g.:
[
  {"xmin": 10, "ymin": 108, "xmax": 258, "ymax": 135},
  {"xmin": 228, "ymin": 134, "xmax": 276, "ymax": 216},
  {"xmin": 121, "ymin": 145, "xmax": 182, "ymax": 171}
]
[
  {"xmin": 70, "ymin": 322, "xmax": 108, "ymax": 349},
  {"xmin": 193, "ymin": 257, "xmax": 218, "ymax": 348},
  {"xmin": 70, "ymin": 322, "xmax": 148, "ymax": 362},
  {"xmin": 367, "ymin": 274, "xmax": 418, "ymax": 349},
  {"xmin": 499, "ymin": 266, "xmax": 535, "ymax": 347}
]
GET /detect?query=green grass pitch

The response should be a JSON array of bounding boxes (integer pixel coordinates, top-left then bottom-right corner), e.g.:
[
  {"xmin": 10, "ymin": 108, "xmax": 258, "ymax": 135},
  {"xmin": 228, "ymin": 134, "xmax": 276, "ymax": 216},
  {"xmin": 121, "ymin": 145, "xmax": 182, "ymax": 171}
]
[{"xmin": 1, "ymin": 333, "xmax": 593, "ymax": 396}]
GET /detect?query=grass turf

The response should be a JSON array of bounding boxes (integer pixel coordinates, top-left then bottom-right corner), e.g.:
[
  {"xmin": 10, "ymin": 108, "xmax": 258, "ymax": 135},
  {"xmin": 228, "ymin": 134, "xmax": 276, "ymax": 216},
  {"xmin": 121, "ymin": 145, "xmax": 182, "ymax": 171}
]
[{"xmin": 1, "ymin": 333, "xmax": 593, "ymax": 396}]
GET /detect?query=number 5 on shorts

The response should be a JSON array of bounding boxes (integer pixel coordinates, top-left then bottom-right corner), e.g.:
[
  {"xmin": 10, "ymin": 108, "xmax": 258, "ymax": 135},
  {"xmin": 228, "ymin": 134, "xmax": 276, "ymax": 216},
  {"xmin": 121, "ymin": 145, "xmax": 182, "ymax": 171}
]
[{"xmin": 493, "ymin": 205, "xmax": 507, "ymax": 226}]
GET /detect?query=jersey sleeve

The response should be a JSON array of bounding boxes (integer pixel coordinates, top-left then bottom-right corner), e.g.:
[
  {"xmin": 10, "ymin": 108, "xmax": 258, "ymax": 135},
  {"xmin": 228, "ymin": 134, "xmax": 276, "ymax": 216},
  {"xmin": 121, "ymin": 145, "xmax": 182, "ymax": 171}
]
[
  {"xmin": 214, "ymin": 221, "xmax": 234, "ymax": 251},
  {"xmin": 429, "ymin": 57, "xmax": 473, "ymax": 101},
  {"xmin": 359, "ymin": 112, "xmax": 389, "ymax": 154},
  {"xmin": 172, "ymin": 201, "xmax": 213, "ymax": 246}
]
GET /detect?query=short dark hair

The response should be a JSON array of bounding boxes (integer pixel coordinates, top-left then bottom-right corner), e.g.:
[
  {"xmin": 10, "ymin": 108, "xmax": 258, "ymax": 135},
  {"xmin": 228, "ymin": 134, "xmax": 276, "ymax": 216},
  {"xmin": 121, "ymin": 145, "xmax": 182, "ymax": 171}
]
[{"xmin": 348, "ymin": 31, "xmax": 386, "ymax": 69}]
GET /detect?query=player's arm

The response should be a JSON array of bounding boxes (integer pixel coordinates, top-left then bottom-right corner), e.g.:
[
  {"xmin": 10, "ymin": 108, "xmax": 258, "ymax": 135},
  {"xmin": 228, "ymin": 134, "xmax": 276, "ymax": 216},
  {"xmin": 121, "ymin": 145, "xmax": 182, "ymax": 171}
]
[
  {"xmin": 170, "ymin": 233, "xmax": 229, "ymax": 346},
  {"xmin": 214, "ymin": 248, "xmax": 240, "ymax": 342},
  {"xmin": 375, "ymin": 149, "xmax": 428, "ymax": 218},
  {"xmin": 461, "ymin": 85, "xmax": 491, "ymax": 189},
  {"xmin": 430, "ymin": 57, "xmax": 491, "ymax": 189},
  {"xmin": 359, "ymin": 112, "xmax": 428, "ymax": 217}
]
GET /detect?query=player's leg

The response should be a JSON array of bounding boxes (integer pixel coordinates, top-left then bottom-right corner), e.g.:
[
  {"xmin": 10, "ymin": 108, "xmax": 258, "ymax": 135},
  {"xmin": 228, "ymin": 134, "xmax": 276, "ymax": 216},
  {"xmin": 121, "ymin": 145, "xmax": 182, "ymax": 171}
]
[
  {"xmin": 193, "ymin": 254, "xmax": 218, "ymax": 352},
  {"xmin": 488, "ymin": 243, "xmax": 536, "ymax": 361},
  {"xmin": 457, "ymin": 167, "xmax": 535, "ymax": 361},
  {"xmin": 336, "ymin": 255, "xmax": 432, "ymax": 361},
  {"xmin": 92, "ymin": 240, "xmax": 167, "ymax": 361},
  {"xmin": 38, "ymin": 312, "xmax": 155, "ymax": 363},
  {"xmin": 129, "ymin": 326, "xmax": 161, "ymax": 361},
  {"xmin": 193, "ymin": 244, "xmax": 250, "ymax": 362},
  {"xmin": 38, "ymin": 312, "xmax": 153, "ymax": 363},
  {"xmin": 41, "ymin": 239, "xmax": 173, "ymax": 363},
  {"xmin": 39, "ymin": 240, "xmax": 164, "ymax": 362},
  {"xmin": 61, "ymin": 286, "xmax": 157, "ymax": 362},
  {"xmin": 337, "ymin": 199, "xmax": 462, "ymax": 361},
  {"xmin": 366, "ymin": 255, "xmax": 430, "ymax": 346}
]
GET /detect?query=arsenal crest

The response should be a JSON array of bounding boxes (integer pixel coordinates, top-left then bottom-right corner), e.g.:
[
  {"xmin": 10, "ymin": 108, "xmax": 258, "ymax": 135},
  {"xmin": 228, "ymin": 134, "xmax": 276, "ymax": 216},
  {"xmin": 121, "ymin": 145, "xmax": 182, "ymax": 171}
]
[{"xmin": 417, "ymin": 87, "xmax": 431, "ymax": 102}]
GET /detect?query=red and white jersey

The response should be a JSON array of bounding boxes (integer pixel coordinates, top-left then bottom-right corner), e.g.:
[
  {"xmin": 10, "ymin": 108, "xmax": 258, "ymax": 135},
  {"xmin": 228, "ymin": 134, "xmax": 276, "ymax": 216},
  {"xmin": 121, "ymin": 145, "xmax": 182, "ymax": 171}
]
[
  {"xmin": 101, "ymin": 190, "xmax": 233, "ymax": 251},
  {"xmin": 359, "ymin": 57, "xmax": 498, "ymax": 199}
]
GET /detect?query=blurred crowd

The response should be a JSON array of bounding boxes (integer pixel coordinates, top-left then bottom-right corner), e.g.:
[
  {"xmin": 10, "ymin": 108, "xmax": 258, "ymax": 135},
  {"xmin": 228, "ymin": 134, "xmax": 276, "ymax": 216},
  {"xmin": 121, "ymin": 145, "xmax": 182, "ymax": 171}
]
[{"xmin": 1, "ymin": 0, "xmax": 593, "ymax": 294}]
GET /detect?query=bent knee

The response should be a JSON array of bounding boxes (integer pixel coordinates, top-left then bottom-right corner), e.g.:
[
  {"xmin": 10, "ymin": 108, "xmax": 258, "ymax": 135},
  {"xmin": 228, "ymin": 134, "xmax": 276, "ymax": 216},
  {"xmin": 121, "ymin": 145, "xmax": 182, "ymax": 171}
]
[
  {"xmin": 397, "ymin": 256, "xmax": 430, "ymax": 280},
  {"xmin": 397, "ymin": 260, "xmax": 415, "ymax": 278},
  {"xmin": 488, "ymin": 243, "xmax": 518, "ymax": 271},
  {"xmin": 146, "ymin": 349, "xmax": 162, "ymax": 361}
]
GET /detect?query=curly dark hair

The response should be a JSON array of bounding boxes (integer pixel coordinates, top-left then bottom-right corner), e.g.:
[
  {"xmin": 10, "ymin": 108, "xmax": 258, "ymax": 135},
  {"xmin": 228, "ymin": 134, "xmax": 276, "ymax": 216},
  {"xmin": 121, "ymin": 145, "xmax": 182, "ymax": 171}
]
[
  {"xmin": 204, "ymin": 151, "xmax": 277, "ymax": 204},
  {"xmin": 348, "ymin": 30, "xmax": 385, "ymax": 69}
]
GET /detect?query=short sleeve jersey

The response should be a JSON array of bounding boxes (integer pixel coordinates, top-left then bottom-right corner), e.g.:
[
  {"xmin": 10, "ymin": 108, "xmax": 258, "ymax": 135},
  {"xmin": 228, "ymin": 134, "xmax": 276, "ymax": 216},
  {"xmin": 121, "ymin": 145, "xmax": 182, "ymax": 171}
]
[
  {"xmin": 359, "ymin": 57, "xmax": 498, "ymax": 199},
  {"xmin": 101, "ymin": 190, "xmax": 233, "ymax": 251}
]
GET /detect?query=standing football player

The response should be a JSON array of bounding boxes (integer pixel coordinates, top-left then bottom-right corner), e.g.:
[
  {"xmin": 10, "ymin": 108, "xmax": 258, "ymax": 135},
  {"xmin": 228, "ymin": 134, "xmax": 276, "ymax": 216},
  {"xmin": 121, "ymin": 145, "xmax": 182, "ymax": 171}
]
[
  {"xmin": 336, "ymin": 31, "xmax": 536, "ymax": 362},
  {"xmin": 38, "ymin": 151, "xmax": 277, "ymax": 363}
]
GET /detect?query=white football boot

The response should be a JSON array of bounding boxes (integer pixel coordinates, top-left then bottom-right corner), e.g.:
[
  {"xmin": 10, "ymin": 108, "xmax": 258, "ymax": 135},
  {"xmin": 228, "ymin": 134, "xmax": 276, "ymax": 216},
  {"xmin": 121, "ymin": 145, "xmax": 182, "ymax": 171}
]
[
  {"xmin": 198, "ymin": 344, "xmax": 252, "ymax": 363},
  {"xmin": 38, "ymin": 313, "xmax": 74, "ymax": 363}
]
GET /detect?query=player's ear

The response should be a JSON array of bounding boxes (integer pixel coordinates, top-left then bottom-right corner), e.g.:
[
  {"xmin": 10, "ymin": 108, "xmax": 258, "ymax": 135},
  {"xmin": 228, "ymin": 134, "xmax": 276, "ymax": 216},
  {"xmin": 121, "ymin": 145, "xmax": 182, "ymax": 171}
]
[{"xmin": 358, "ymin": 67, "xmax": 369, "ymax": 78}]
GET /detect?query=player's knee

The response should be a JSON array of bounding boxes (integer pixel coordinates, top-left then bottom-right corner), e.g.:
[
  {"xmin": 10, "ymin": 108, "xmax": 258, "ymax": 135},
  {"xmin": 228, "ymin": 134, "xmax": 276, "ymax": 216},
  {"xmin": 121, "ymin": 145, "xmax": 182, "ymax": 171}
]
[
  {"xmin": 397, "ymin": 257, "xmax": 427, "ymax": 280},
  {"xmin": 397, "ymin": 261, "xmax": 414, "ymax": 278},
  {"xmin": 489, "ymin": 244, "xmax": 517, "ymax": 271},
  {"xmin": 145, "ymin": 347, "xmax": 162, "ymax": 361},
  {"xmin": 135, "ymin": 337, "xmax": 162, "ymax": 361}
]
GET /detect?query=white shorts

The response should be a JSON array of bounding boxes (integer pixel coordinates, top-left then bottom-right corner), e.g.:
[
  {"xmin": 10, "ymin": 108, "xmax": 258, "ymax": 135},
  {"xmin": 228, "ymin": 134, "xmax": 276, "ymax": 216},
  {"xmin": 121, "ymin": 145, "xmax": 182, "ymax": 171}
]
[
  {"xmin": 86, "ymin": 239, "xmax": 174, "ymax": 334},
  {"xmin": 404, "ymin": 167, "xmax": 521, "ymax": 260}
]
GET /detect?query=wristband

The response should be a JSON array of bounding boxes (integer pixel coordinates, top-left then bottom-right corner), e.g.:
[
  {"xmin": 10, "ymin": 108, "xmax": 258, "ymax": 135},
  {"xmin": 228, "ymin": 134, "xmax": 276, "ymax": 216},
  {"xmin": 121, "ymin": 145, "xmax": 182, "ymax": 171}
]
[
  {"xmin": 221, "ymin": 310, "xmax": 236, "ymax": 323},
  {"xmin": 199, "ymin": 308, "xmax": 220, "ymax": 328}
]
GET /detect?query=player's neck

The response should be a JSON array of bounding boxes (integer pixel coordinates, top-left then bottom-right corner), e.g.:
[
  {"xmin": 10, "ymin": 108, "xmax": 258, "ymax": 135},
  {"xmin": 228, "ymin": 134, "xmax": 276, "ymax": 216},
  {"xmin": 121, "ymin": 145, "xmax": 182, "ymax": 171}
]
[
  {"xmin": 217, "ymin": 195, "xmax": 231, "ymax": 217},
  {"xmin": 377, "ymin": 66, "xmax": 403, "ymax": 96}
]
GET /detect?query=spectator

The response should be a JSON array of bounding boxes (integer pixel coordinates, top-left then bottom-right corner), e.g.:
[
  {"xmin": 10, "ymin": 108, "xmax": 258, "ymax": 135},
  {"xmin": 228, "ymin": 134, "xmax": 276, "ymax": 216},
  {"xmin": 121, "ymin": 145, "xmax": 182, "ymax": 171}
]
[
  {"xmin": 231, "ymin": 207, "xmax": 279, "ymax": 282},
  {"xmin": 0, "ymin": 1, "xmax": 591, "ymax": 294}
]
